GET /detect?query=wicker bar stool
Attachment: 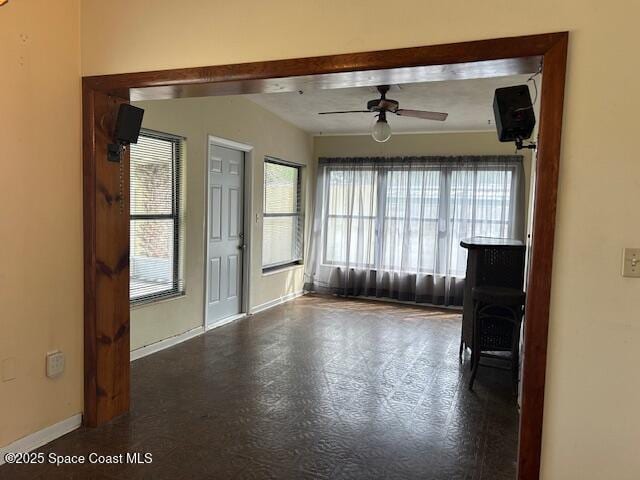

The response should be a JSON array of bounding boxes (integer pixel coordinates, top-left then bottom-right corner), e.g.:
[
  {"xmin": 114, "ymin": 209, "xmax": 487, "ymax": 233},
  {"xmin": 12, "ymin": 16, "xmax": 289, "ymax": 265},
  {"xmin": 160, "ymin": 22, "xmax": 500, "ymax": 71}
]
[
  {"xmin": 468, "ymin": 286, "xmax": 525, "ymax": 391},
  {"xmin": 459, "ymin": 239, "xmax": 526, "ymax": 365}
]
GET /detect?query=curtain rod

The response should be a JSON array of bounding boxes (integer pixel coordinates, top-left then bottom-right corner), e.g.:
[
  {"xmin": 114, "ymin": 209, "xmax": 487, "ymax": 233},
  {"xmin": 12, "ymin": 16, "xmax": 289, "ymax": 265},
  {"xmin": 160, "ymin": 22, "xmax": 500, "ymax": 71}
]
[{"xmin": 318, "ymin": 155, "xmax": 523, "ymax": 166}]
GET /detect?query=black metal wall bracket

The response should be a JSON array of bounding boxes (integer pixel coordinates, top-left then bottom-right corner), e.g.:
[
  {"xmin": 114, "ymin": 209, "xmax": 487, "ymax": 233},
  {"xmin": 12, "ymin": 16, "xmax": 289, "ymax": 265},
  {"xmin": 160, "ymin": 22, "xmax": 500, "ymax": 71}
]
[
  {"xmin": 515, "ymin": 138, "xmax": 537, "ymax": 151},
  {"xmin": 107, "ymin": 143, "xmax": 123, "ymax": 162}
]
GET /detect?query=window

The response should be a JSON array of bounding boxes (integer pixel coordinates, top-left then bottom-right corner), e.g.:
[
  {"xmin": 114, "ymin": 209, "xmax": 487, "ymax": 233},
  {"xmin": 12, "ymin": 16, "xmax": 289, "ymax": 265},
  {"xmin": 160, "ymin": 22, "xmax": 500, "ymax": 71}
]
[
  {"xmin": 262, "ymin": 158, "xmax": 303, "ymax": 272},
  {"xmin": 324, "ymin": 167, "xmax": 378, "ymax": 267},
  {"xmin": 129, "ymin": 129, "xmax": 185, "ymax": 303},
  {"xmin": 322, "ymin": 161, "xmax": 520, "ymax": 277},
  {"xmin": 380, "ymin": 167, "xmax": 443, "ymax": 271}
]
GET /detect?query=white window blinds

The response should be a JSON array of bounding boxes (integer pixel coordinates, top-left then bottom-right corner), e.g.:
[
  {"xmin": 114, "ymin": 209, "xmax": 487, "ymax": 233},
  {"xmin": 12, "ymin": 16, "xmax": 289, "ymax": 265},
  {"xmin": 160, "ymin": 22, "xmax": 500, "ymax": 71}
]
[
  {"xmin": 129, "ymin": 129, "xmax": 185, "ymax": 303},
  {"xmin": 262, "ymin": 158, "xmax": 303, "ymax": 271}
]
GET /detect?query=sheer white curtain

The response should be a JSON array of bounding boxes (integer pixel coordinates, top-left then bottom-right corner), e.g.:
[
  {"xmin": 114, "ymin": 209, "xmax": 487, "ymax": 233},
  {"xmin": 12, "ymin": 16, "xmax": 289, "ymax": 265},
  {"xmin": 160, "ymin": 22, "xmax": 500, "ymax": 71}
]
[{"xmin": 305, "ymin": 156, "xmax": 525, "ymax": 306}]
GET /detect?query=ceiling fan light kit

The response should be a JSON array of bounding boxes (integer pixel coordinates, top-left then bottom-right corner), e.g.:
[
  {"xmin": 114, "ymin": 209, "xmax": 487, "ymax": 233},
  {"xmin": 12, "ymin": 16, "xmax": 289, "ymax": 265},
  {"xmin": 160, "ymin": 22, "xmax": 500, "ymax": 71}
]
[
  {"xmin": 372, "ymin": 111, "xmax": 392, "ymax": 143},
  {"xmin": 318, "ymin": 85, "xmax": 448, "ymax": 142}
]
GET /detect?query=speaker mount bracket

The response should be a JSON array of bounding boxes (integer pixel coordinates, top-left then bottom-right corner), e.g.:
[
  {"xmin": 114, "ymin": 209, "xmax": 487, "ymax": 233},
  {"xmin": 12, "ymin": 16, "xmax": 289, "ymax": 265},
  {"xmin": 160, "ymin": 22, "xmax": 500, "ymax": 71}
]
[
  {"xmin": 107, "ymin": 143, "xmax": 124, "ymax": 162},
  {"xmin": 515, "ymin": 138, "xmax": 537, "ymax": 151}
]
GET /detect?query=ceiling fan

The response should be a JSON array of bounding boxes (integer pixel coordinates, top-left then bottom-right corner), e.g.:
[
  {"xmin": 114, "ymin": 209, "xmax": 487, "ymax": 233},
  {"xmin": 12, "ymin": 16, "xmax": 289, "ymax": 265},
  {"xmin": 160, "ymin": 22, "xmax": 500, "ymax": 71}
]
[{"xmin": 318, "ymin": 85, "xmax": 448, "ymax": 142}]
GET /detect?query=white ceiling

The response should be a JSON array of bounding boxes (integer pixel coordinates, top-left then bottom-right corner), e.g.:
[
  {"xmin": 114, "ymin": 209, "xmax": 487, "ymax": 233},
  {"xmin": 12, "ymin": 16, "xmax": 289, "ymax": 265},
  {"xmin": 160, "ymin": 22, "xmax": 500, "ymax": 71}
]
[{"xmin": 245, "ymin": 74, "xmax": 533, "ymax": 135}]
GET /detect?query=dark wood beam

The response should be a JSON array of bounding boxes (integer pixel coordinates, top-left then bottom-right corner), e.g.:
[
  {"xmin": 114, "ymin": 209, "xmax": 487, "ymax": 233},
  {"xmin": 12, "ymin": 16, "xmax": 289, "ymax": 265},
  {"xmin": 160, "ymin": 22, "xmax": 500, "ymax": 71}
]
[
  {"xmin": 83, "ymin": 85, "xmax": 131, "ymax": 427},
  {"xmin": 84, "ymin": 32, "xmax": 563, "ymax": 94},
  {"xmin": 128, "ymin": 57, "xmax": 542, "ymax": 102},
  {"xmin": 518, "ymin": 32, "xmax": 568, "ymax": 480}
]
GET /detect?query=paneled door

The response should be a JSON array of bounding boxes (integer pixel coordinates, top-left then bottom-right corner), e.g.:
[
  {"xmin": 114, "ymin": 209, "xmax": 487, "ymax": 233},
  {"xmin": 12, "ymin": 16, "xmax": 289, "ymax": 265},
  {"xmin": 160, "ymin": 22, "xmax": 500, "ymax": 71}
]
[{"xmin": 206, "ymin": 142, "xmax": 245, "ymax": 327}]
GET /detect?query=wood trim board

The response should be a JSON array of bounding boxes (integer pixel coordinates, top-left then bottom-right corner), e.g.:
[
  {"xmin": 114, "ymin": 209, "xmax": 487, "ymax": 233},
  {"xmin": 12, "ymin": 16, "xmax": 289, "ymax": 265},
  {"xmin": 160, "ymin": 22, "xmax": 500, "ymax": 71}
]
[{"xmin": 82, "ymin": 32, "xmax": 569, "ymax": 480}]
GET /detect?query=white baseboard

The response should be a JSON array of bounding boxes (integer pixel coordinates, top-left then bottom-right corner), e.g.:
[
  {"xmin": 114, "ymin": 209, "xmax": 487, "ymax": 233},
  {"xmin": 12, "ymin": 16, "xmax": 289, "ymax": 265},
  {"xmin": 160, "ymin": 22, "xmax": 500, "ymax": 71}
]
[
  {"xmin": 205, "ymin": 312, "xmax": 247, "ymax": 332},
  {"xmin": 0, "ymin": 414, "xmax": 82, "ymax": 466},
  {"xmin": 250, "ymin": 290, "xmax": 304, "ymax": 315},
  {"xmin": 130, "ymin": 311, "xmax": 251, "ymax": 361},
  {"xmin": 130, "ymin": 326, "xmax": 205, "ymax": 362},
  {"xmin": 0, "ymin": 292, "xmax": 307, "ymax": 464},
  {"xmin": 130, "ymin": 291, "xmax": 304, "ymax": 361}
]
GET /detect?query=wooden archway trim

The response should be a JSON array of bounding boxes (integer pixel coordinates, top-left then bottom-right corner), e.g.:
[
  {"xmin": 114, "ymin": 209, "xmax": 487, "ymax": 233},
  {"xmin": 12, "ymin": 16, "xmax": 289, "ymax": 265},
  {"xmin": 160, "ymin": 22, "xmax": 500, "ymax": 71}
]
[{"xmin": 82, "ymin": 32, "xmax": 568, "ymax": 480}]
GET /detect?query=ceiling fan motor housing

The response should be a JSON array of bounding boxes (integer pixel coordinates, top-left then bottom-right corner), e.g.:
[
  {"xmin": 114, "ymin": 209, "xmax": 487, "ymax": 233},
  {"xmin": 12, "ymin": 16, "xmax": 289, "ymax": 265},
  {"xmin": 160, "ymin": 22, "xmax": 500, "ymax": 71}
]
[
  {"xmin": 317, "ymin": 83, "xmax": 447, "ymax": 121},
  {"xmin": 367, "ymin": 98, "xmax": 399, "ymax": 112}
]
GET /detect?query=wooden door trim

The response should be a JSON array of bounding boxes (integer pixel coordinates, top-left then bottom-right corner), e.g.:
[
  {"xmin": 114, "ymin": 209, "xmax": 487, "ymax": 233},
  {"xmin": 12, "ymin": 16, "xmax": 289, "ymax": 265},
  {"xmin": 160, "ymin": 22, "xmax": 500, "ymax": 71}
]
[{"xmin": 82, "ymin": 32, "xmax": 569, "ymax": 480}]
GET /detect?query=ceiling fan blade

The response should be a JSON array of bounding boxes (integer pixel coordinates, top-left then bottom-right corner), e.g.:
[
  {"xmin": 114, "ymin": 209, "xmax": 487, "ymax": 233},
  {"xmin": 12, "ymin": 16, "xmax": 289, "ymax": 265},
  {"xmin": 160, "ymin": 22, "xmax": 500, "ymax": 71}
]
[
  {"xmin": 395, "ymin": 109, "xmax": 448, "ymax": 121},
  {"xmin": 318, "ymin": 110, "xmax": 370, "ymax": 115}
]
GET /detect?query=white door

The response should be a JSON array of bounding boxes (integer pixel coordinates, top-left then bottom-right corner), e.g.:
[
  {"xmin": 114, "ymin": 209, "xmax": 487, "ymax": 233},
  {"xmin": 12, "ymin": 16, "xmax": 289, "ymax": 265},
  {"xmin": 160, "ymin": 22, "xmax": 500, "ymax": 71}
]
[{"xmin": 206, "ymin": 143, "xmax": 245, "ymax": 327}]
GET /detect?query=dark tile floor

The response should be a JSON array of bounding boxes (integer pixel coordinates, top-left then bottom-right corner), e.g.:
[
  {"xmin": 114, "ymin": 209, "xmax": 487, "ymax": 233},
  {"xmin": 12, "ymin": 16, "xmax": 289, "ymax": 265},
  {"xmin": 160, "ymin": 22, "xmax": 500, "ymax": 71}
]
[{"xmin": 1, "ymin": 295, "xmax": 518, "ymax": 480}]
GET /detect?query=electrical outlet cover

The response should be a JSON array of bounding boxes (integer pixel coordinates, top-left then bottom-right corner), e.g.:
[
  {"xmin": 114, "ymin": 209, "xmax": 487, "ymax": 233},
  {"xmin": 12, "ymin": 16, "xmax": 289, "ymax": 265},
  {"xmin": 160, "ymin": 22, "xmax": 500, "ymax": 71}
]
[{"xmin": 46, "ymin": 351, "xmax": 65, "ymax": 378}]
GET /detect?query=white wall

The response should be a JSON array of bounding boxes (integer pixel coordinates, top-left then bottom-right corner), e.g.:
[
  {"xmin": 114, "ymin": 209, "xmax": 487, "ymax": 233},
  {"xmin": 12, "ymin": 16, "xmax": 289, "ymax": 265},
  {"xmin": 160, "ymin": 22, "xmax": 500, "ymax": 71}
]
[{"xmin": 130, "ymin": 96, "xmax": 313, "ymax": 350}]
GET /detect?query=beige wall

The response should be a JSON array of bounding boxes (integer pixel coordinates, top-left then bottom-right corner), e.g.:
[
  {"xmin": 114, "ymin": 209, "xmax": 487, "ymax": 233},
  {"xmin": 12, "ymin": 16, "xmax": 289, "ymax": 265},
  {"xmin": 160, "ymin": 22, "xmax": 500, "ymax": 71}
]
[
  {"xmin": 0, "ymin": 0, "xmax": 82, "ymax": 447},
  {"xmin": 313, "ymin": 132, "xmax": 533, "ymax": 228},
  {"xmin": 314, "ymin": 131, "xmax": 524, "ymax": 158},
  {"xmin": 80, "ymin": 2, "xmax": 640, "ymax": 478},
  {"xmin": 2, "ymin": 1, "xmax": 639, "ymax": 478},
  {"xmin": 131, "ymin": 96, "xmax": 313, "ymax": 350}
]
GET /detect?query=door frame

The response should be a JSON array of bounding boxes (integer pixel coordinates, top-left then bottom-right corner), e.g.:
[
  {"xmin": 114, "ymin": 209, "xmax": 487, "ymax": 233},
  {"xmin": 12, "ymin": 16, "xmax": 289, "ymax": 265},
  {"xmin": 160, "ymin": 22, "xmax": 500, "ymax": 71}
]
[
  {"xmin": 82, "ymin": 32, "xmax": 568, "ymax": 480},
  {"xmin": 203, "ymin": 135, "xmax": 254, "ymax": 330}
]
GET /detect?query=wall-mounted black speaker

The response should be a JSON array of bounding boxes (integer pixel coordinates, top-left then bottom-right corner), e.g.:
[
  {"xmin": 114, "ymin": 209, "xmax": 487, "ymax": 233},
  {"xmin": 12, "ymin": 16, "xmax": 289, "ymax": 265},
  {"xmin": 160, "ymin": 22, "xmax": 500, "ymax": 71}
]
[
  {"xmin": 493, "ymin": 85, "xmax": 535, "ymax": 143},
  {"xmin": 114, "ymin": 104, "xmax": 144, "ymax": 145}
]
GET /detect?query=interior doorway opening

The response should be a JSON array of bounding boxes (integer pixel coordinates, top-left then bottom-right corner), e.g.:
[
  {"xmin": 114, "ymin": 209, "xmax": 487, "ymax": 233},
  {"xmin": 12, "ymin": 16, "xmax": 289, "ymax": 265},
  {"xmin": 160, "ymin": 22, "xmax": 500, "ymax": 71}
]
[
  {"xmin": 204, "ymin": 136, "xmax": 253, "ymax": 330},
  {"xmin": 83, "ymin": 33, "xmax": 568, "ymax": 480}
]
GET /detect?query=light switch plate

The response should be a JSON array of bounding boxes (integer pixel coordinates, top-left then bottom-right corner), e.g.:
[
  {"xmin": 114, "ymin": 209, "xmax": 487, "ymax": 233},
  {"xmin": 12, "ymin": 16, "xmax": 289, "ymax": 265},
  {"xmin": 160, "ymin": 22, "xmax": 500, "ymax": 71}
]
[
  {"xmin": 46, "ymin": 351, "xmax": 65, "ymax": 378},
  {"xmin": 622, "ymin": 248, "xmax": 640, "ymax": 277}
]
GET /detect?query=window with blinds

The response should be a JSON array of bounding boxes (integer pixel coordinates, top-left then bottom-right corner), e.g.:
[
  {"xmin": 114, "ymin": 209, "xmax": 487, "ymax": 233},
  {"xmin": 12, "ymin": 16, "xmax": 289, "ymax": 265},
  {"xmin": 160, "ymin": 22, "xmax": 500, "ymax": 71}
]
[
  {"xmin": 262, "ymin": 158, "xmax": 303, "ymax": 272},
  {"xmin": 129, "ymin": 129, "xmax": 185, "ymax": 304}
]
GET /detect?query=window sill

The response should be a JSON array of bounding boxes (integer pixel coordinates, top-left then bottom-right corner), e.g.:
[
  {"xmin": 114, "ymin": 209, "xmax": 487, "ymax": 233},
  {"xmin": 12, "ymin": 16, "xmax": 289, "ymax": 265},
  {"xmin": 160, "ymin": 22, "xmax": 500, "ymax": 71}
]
[
  {"xmin": 262, "ymin": 263, "xmax": 303, "ymax": 277},
  {"xmin": 130, "ymin": 292, "xmax": 186, "ymax": 310}
]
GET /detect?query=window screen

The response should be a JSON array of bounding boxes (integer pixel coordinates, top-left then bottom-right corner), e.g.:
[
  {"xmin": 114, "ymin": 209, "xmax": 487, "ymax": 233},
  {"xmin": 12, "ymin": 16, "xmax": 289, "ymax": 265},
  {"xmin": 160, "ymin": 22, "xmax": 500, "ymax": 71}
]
[
  {"xmin": 129, "ymin": 129, "xmax": 185, "ymax": 303},
  {"xmin": 262, "ymin": 158, "xmax": 303, "ymax": 271}
]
